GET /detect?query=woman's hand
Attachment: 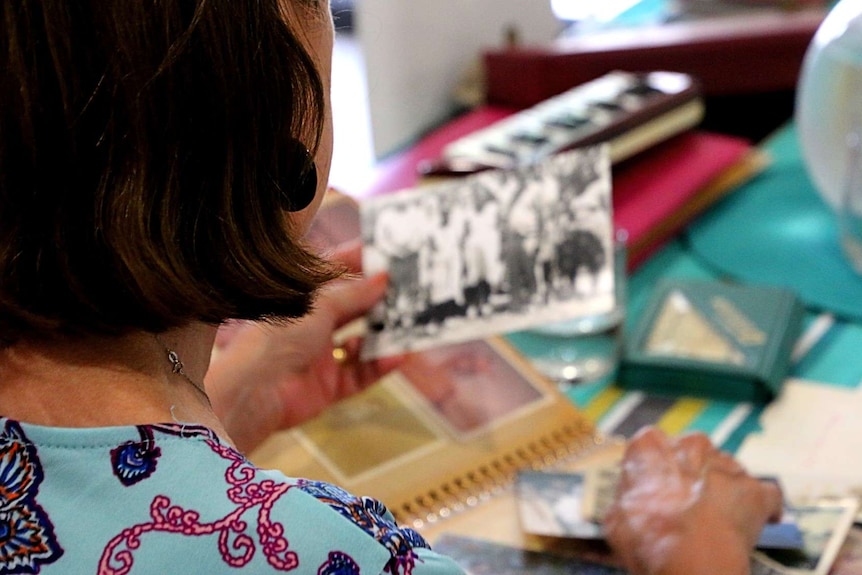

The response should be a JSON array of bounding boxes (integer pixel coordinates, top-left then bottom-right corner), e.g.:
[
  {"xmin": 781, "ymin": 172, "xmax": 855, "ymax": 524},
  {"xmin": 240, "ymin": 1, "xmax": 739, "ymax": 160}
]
[
  {"xmin": 603, "ymin": 427, "xmax": 783, "ymax": 575},
  {"xmin": 206, "ymin": 239, "xmax": 403, "ymax": 454}
]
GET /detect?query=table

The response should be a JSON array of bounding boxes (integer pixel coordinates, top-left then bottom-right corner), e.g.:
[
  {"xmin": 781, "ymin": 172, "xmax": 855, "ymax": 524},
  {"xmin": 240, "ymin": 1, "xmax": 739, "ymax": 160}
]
[{"xmin": 508, "ymin": 122, "xmax": 862, "ymax": 453}]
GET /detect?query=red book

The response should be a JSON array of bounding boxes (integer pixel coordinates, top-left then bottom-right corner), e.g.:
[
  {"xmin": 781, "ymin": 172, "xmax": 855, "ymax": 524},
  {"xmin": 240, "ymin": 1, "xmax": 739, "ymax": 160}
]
[
  {"xmin": 345, "ymin": 109, "xmax": 763, "ymax": 272},
  {"xmin": 614, "ymin": 131, "xmax": 766, "ymax": 269},
  {"xmin": 483, "ymin": 7, "xmax": 826, "ymax": 109}
]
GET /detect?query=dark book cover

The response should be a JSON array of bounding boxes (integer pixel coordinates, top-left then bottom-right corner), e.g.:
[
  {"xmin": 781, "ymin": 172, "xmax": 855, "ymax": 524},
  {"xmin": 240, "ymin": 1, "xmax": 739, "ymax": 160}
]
[
  {"xmin": 483, "ymin": 7, "xmax": 827, "ymax": 109},
  {"xmin": 619, "ymin": 280, "xmax": 805, "ymax": 402}
]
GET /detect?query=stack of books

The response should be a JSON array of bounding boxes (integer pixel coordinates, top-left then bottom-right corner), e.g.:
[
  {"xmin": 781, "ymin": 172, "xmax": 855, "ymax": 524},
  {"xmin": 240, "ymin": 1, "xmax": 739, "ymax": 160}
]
[{"xmin": 356, "ymin": 69, "xmax": 767, "ymax": 271}]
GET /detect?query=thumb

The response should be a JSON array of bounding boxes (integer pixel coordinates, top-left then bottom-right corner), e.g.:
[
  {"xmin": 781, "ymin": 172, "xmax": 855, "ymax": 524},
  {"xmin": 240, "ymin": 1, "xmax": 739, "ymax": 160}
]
[
  {"xmin": 329, "ymin": 238, "xmax": 363, "ymax": 274},
  {"xmin": 319, "ymin": 272, "xmax": 388, "ymax": 328}
]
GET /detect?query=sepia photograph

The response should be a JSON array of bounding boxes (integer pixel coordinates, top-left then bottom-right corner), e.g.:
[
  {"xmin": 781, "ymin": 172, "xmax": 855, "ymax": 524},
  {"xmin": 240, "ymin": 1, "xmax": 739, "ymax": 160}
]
[
  {"xmin": 398, "ymin": 339, "xmax": 545, "ymax": 437},
  {"xmin": 360, "ymin": 145, "xmax": 615, "ymax": 359},
  {"xmin": 297, "ymin": 379, "xmax": 445, "ymax": 482}
]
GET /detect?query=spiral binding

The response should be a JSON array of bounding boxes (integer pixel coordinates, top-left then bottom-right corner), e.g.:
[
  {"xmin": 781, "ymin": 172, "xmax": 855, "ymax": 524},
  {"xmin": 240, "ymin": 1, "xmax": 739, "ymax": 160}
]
[{"xmin": 394, "ymin": 420, "xmax": 605, "ymax": 529}]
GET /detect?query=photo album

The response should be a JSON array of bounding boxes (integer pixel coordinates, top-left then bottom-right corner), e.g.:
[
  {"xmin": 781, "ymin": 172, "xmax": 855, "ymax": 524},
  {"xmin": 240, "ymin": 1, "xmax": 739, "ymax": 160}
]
[{"xmin": 250, "ymin": 336, "xmax": 601, "ymax": 530}]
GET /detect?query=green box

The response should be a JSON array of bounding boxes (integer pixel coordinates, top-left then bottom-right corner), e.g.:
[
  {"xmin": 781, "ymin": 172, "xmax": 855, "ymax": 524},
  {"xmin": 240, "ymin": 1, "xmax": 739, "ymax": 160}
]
[{"xmin": 618, "ymin": 280, "xmax": 805, "ymax": 402}]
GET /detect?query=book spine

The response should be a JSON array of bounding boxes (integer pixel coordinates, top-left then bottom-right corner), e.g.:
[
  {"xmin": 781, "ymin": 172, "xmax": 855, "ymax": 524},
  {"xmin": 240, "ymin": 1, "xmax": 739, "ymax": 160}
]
[
  {"xmin": 424, "ymin": 71, "xmax": 702, "ymax": 178},
  {"xmin": 483, "ymin": 8, "xmax": 826, "ymax": 108}
]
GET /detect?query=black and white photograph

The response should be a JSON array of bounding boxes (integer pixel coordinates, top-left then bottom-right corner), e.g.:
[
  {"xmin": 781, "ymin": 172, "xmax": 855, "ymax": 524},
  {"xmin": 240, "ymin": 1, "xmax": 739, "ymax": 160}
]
[
  {"xmin": 515, "ymin": 471, "xmax": 604, "ymax": 540},
  {"xmin": 752, "ymin": 498, "xmax": 860, "ymax": 575},
  {"xmin": 360, "ymin": 145, "xmax": 615, "ymax": 359}
]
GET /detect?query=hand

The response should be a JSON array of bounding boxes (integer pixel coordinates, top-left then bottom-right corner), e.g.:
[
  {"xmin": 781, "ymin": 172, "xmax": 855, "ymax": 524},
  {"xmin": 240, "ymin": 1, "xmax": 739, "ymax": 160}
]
[
  {"xmin": 603, "ymin": 427, "xmax": 783, "ymax": 575},
  {"xmin": 206, "ymin": 239, "xmax": 403, "ymax": 454}
]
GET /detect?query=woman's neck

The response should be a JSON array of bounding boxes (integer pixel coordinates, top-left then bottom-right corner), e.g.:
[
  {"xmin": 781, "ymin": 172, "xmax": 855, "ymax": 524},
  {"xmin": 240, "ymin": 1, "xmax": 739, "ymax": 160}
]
[{"xmin": 0, "ymin": 323, "xmax": 232, "ymax": 443}]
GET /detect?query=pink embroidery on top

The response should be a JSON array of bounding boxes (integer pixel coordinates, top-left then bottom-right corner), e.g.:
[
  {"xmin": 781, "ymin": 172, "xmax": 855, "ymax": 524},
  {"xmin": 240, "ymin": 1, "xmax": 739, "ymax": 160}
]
[{"xmin": 98, "ymin": 438, "xmax": 298, "ymax": 574}]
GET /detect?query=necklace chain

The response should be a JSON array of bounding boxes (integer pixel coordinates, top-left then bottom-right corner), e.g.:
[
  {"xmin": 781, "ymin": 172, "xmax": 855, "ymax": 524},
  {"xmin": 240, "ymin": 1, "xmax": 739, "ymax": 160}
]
[{"xmin": 155, "ymin": 335, "xmax": 211, "ymax": 405}]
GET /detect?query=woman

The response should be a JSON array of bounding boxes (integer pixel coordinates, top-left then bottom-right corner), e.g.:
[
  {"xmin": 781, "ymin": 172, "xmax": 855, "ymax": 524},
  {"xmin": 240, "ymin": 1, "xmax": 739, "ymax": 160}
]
[
  {"xmin": 0, "ymin": 1, "xmax": 459, "ymax": 572},
  {"xmin": 0, "ymin": 1, "xmax": 781, "ymax": 574}
]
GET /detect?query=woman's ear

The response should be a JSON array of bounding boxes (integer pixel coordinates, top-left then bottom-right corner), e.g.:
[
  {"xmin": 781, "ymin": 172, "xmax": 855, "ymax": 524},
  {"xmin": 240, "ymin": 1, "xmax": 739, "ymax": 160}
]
[{"xmin": 278, "ymin": 140, "xmax": 318, "ymax": 212}]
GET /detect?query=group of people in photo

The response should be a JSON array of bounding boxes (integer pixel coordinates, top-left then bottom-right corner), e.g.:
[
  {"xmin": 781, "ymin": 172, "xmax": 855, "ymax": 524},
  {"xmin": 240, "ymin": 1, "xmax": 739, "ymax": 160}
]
[{"xmin": 363, "ymin": 148, "xmax": 613, "ymax": 345}]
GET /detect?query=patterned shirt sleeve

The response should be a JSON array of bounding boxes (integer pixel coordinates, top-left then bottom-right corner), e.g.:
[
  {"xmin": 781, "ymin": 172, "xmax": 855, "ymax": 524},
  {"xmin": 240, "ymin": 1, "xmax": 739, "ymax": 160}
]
[{"xmin": 295, "ymin": 479, "xmax": 465, "ymax": 575}]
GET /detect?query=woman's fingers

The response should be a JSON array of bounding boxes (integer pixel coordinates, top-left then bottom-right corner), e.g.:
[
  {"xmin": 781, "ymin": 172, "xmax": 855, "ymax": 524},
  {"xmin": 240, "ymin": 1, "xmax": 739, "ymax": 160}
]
[
  {"xmin": 673, "ymin": 433, "xmax": 714, "ymax": 476},
  {"xmin": 328, "ymin": 237, "xmax": 363, "ymax": 273},
  {"xmin": 759, "ymin": 479, "xmax": 785, "ymax": 523},
  {"xmin": 318, "ymin": 272, "xmax": 388, "ymax": 329},
  {"xmin": 620, "ymin": 426, "xmax": 674, "ymax": 480}
]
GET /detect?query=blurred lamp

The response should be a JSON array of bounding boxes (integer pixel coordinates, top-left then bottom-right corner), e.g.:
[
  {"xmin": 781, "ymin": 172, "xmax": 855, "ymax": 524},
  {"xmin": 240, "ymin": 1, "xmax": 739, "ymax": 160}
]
[{"xmin": 796, "ymin": 0, "xmax": 862, "ymax": 273}]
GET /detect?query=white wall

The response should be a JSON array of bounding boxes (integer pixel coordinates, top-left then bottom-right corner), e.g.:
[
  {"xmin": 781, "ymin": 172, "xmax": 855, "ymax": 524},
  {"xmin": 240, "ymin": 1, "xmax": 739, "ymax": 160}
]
[{"xmin": 356, "ymin": 1, "xmax": 561, "ymax": 157}]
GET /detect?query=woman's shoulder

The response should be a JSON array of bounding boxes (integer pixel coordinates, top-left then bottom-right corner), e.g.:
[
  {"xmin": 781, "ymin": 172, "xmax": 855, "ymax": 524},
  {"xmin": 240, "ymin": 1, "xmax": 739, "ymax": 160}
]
[
  {"xmin": 255, "ymin": 471, "xmax": 465, "ymax": 575},
  {"xmin": 114, "ymin": 423, "xmax": 453, "ymax": 572},
  {"xmin": 185, "ymin": 429, "xmax": 466, "ymax": 574},
  {"xmin": 1, "ymin": 418, "xmax": 465, "ymax": 574}
]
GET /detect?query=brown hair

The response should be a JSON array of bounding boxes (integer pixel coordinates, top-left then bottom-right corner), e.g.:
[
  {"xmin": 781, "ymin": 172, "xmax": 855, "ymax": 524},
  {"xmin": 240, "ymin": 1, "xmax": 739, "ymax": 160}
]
[{"xmin": 0, "ymin": 0, "xmax": 339, "ymax": 343}]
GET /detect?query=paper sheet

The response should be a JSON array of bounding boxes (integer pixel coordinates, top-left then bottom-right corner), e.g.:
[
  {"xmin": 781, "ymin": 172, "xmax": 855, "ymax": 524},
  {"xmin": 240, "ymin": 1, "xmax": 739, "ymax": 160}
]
[{"xmin": 737, "ymin": 379, "xmax": 862, "ymax": 505}]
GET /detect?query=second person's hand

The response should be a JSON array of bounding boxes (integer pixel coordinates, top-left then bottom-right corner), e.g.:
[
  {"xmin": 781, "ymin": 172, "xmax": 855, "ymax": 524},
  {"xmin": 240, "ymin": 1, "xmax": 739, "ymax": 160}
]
[{"xmin": 603, "ymin": 427, "xmax": 783, "ymax": 575}]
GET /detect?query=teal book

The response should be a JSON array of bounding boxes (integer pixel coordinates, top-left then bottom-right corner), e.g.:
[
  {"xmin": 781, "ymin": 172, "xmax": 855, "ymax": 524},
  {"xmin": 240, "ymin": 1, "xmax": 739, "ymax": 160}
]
[{"xmin": 618, "ymin": 280, "xmax": 805, "ymax": 402}]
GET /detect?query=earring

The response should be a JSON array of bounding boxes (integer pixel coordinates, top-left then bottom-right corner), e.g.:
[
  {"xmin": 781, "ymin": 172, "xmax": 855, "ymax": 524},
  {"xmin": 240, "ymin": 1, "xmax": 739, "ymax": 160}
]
[{"xmin": 278, "ymin": 141, "xmax": 318, "ymax": 212}]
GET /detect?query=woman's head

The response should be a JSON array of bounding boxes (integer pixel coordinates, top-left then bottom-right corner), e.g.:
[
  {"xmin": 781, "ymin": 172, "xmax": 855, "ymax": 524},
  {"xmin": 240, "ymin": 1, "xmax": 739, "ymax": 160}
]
[{"xmin": 0, "ymin": 0, "xmax": 338, "ymax": 344}]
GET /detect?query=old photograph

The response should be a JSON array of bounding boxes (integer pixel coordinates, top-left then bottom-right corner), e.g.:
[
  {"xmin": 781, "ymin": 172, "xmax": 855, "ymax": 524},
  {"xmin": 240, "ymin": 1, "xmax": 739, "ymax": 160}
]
[
  {"xmin": 515, "ymin": 471, "xmax": 604, "ymax": 540},
  {"xmin": 360, "ymin": 145, "xmax": 615, "ymax": 359}
]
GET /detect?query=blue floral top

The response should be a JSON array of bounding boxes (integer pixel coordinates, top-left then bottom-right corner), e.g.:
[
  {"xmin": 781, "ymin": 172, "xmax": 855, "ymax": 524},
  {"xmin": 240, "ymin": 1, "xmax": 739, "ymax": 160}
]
[{"xmin": 0, "ymin": 417, "xmax": 465, "ymax": 574}]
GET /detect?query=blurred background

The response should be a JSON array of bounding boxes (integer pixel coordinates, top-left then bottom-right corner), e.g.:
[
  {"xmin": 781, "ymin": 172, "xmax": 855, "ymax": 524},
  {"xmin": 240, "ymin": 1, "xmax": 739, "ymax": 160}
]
[{"xmin": 326, "ymin": 0, "xmax": 816, "ymax": 195}]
